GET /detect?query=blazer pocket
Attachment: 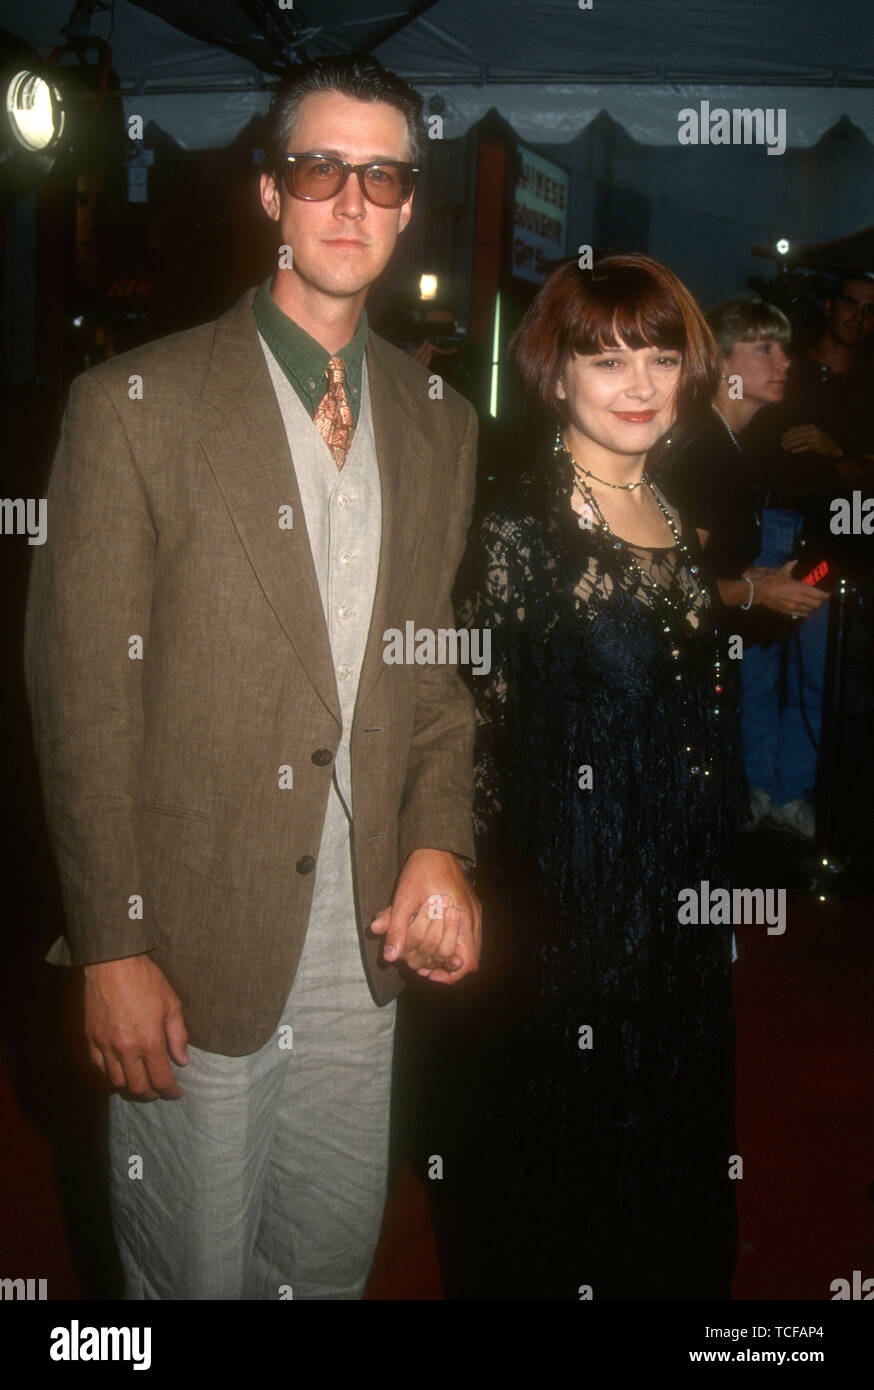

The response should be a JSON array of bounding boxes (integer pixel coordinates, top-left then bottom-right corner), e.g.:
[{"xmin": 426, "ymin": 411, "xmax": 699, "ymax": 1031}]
[{"xmin": 139, "ymin": 800, "xmax": 211, "ymax": 823}]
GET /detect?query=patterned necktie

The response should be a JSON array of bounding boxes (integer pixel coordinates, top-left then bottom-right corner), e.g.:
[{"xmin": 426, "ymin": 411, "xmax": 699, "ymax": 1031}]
[{"xmin": 313, "ymin": 356, "xmax": 354, "ymax": 468}]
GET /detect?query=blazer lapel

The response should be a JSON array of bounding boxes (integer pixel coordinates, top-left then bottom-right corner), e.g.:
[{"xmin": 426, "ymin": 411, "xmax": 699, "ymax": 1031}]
[
  {"xmin": 199, "ymin": 291, "xmax": 341, "ymax": 726},
  {"xmin": 357, "ymin": 332, "xmax": 434, "ymax": 706}
]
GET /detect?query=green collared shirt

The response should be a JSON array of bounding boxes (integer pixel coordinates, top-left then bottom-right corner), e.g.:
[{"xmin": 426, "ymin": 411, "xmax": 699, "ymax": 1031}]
[{"xmin": 252, "ymin": 277, "xmax": 366, "ymax": 426}]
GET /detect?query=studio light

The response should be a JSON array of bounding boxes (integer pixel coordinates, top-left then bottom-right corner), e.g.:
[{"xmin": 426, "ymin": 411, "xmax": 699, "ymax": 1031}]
[
  {"xmin": 775, "ymin": 238, "xmax": 790, "ymax": 256},
  {"xmin": 419, "ymin": 273, "xmax": 438, "ymax": 300},
  {"xmin": 2, "ymin": 19, "xmax": 125, "ymax": 205},
  {"xmin": 5, "ymin": 69, "xmax": 67, "ymax": 153}
]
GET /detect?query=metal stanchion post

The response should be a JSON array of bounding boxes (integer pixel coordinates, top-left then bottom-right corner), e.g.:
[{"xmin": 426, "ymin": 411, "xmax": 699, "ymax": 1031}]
[{"xmin": 801, "ymin": 576, "xmax": 856, "ymax": 896}]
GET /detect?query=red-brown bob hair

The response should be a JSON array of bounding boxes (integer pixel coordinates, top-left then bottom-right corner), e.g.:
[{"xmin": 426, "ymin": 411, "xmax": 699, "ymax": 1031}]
[{"xmin": 511, "ymin": 252, "xmax": 720, "ymax": 426}]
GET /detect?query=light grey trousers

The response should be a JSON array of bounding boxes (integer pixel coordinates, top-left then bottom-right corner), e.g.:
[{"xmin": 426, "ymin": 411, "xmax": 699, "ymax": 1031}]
[{"xmin": 108, "ymin": 791, "xmax": 396, "ymax": 1301}]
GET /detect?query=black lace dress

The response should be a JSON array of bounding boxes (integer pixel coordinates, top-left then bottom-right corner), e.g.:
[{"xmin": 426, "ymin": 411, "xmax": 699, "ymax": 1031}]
[{"xmin": 421, "ymin": 456, "xmax": 746, "ymax": 1301}]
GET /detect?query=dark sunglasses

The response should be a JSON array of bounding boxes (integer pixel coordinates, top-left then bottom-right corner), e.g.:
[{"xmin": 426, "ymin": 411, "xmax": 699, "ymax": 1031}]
[{"xmin": 277, "ymin": 153, "xmax": 420, "ymax": 208}]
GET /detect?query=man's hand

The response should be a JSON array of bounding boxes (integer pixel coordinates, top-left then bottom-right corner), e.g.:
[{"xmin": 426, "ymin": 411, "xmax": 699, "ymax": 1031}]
[
  {"xmin": 780, "ymin": 424, "xmax": 843, "ymax": 459},
  {"xmin": 370, "ymin": 848, "xmax": 482, "ymax": 984},
  {"xmin": 408, "ymin": 339, "xmax": 436, "ymax": 368},
  {"xmin": 83, "ymin": 954, "xmax": 190, "ymax": 1100}
]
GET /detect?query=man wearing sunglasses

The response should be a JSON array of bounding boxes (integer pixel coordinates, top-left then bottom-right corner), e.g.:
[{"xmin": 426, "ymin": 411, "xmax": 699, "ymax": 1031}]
[{"xmin": 26, "ymin": 54, "xmax": 480, "ymax": 1300}]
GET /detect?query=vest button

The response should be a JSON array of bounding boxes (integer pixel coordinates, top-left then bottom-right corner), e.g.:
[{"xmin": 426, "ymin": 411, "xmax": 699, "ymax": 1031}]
[
  {"xmin": 296, "ymin": 855, "xmax": 315, "ymax": 875},
  {"xmin": 311, "ymin": 748, "xmax": 333, "ymax": 766}
]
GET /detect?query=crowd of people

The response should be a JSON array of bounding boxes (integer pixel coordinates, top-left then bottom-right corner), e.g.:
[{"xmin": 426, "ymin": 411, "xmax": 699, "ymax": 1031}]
[{"xmin": 660, "ymin": 276, "xmax": 874, "ymax": 840}]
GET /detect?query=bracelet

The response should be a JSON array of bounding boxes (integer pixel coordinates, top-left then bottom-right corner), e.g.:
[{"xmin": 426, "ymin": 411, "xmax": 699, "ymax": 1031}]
[{"xmin": 740, "ymin": 577, "xmax": 754, "ymax": 610}]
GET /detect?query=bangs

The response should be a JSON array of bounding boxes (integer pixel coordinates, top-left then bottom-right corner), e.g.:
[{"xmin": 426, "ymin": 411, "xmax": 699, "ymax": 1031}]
[
  {"xmin": 705, "ymin": 296, "xmax": 792, "ymax": 356},
  {"xmin": 511, "ymin": 253, "xmax": 720, "ymax": 425},
  {"xmin": 569, "ymin": 267, "xmax": 687, "ymax": 357},
  {"xmin": 734, "ymin": 313, "xmax": 791, "ymax": 346}
]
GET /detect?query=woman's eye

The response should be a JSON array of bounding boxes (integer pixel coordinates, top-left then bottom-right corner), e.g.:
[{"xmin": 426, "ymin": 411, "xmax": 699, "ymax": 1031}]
[
  {"xmin": 656, "ymin": 356, "xmax": 681, "ymax": 367},
  {"xmin": 595, "ymin": 358, "xmax": 620, "ymax": 369}
]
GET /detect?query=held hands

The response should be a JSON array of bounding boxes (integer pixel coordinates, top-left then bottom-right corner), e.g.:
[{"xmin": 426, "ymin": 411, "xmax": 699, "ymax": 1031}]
[
  {"xmin": 84, "ymin": 953, "xmax": 190, "ymax": 1101},
  {"xmin": 744, "ymin": 561, "xmax": 828, "ymax": 617},
  {"xmin": 83, "ymin": 852, "xmax": 482, "ymax": 1103},
  {"xmin": 370, "ymin": 847, "xmax": 482, "ymax": 984}
]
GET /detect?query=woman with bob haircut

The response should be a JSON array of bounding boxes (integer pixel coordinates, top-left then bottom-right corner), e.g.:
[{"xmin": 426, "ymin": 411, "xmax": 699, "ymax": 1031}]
[
  {"xmin": 661, "ymin": 297, "xmax": 828, "ymax": 840},
  {"xmin": 425, "ymin": 253, "xmax": 747, "ymax": 1301}
]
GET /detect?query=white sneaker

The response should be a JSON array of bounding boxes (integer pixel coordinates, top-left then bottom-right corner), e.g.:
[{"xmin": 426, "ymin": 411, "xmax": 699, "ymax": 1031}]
[
  {"xmin": 744, "ymin": 788, "xmax": 774, "ymax": 832},
  {"xmin": 765, "ymin": 798, "xmax": 816, "ymax": 841}
]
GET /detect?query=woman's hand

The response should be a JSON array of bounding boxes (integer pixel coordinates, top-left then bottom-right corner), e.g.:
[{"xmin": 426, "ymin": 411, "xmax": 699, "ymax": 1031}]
[{"xmin": 745, "ymin": 561, "xmax": 828, "ymax": 617}]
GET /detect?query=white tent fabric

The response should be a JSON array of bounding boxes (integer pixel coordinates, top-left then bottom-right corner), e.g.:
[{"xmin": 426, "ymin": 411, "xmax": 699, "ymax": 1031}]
[
  {"xmin": 120, "ymin": 90, "xmax": 269, "ymax": 149},
  {"xmin": 119, "ymin": 82, "xmax": 874, "ymax": 154},
  {"xmin": 378, "ymin": 0, "xmax": 874, "ymax": 85},
  {"xmin": 0, "ymin": 0, "xmax": 264, "ymax": 91},
  {"xmin": 1, "ymin": 0, "xmax": 872, "ymax": 150},
  {"xmin": 412, "ymin": 83, "xmax": 874, "ymax": 148}
]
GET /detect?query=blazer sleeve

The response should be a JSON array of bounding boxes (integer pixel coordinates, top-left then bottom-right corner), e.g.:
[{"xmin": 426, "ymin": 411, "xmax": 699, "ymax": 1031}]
[
  {"xmin": 24, "ymin": 371, "xmax": 158, "ymax": 965},
  {"xmin": 396, "ymin": 401, "xmax": 478, "ymax": 869}
]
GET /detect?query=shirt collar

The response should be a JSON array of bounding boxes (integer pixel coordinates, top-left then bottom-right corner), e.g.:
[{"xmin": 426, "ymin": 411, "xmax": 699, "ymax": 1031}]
[{"xmin": 251, "ymin": 277, "xmax": 367, "ymax": 417}]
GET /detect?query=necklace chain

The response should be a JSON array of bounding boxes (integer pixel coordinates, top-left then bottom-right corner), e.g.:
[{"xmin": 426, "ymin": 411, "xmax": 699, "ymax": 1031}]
[
  {"xmin": 553, "ymin": 426, "xmax": 724, "ymax": 775},
  {"xmin": 711, "ymin": 404, "xmax": 741, "ymax": 453},
  {"xmin": 556, "ymin": 425, "xmax": 648, "ymax": 490},
  {"xmin": 555, "ymin": 428, "xmax": 693, "ymax": 611}
]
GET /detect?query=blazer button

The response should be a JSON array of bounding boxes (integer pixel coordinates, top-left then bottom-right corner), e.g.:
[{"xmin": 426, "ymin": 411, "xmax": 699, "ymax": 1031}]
[
  {"xmin": 311, "ymin": 748, "xmax": 333, "ymax": 766},
  {"xmin": 296, "ymin": 855, "xmax": 315, "ymax": 875}
]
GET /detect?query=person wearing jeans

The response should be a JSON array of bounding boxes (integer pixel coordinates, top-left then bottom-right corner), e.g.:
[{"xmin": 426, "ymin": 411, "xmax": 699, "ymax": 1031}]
[
  {"xmin": 661, "ymin": 295, "xmax": 829, "ymax": 841},
  {"xmin": 740, "ymin": 507, "xmax": 830, "ymax": 839}
]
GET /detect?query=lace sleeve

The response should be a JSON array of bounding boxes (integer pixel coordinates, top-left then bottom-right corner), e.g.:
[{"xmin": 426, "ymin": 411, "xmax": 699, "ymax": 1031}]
[{"xmin": 454, "ymin": 504, "xmax": 538, "ymax": 842}]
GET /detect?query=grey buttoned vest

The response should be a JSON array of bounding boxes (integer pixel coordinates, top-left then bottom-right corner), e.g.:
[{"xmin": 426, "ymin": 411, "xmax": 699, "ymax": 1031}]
[{"xmin": 259, "ymin": 336, "xmax": 382, "ymax": 949}]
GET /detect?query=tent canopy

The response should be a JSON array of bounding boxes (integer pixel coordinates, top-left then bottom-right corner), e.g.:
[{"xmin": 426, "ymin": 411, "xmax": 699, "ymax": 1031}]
[
  {"xmin": 118, "ymin": 0, "xmax": 874, "ymax": 85},
  {"xmin": 1, "ymin": 0, "xmax": 872, "ymax": 150}
]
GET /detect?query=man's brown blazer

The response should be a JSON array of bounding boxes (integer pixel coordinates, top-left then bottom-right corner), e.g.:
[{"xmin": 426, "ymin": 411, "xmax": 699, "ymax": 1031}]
[{"xmin": 25, "ymin": 288, "xmax": 478, "ymax": 1055}]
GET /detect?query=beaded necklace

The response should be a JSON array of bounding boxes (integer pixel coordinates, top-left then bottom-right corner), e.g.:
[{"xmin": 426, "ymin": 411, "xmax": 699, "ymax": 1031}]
[
  {"xmin": 554, "ymin": 427, "xmax": 724, "ymax": 777},
  {"xmin": 711, "ymin": 404, "xmax": 742, "ymax": 453}
]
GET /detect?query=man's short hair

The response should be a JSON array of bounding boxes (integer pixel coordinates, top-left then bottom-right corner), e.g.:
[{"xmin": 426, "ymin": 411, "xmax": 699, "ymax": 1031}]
[
  {"xmin": 705, "ymin": 296, "xmax": 791, "ymax": 358},
  {"xmin": 263, "ymin": 54, "xmax": 426, "ymax": 173},
  {"xmin": 832, "ymin": 269, "xmax": 874, "ymax": 300}
]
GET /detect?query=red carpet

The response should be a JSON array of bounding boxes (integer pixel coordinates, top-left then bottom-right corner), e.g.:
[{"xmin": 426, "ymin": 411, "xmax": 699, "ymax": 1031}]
[
  {"xmin": 731, "ymin": 893, "xmax": 874, "ymax": 1300},
  {"xmin": 1, "ymin": 892, "xmax": 871, "ymax": 1301}
]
